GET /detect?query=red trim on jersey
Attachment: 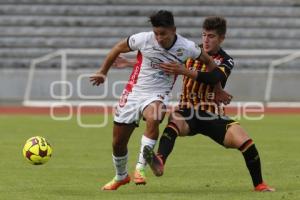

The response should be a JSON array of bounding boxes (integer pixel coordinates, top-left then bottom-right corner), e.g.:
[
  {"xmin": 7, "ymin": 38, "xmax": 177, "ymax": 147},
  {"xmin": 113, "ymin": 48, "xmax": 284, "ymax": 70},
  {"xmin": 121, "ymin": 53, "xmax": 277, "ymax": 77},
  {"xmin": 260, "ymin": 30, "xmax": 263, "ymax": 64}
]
[
  {"xmin": 118, "ymin": 51, "xmax": 142, "ymax": 107},
  {"xmin": 125, "ymin": 51, "xmax": 142, "ymax": 92}
]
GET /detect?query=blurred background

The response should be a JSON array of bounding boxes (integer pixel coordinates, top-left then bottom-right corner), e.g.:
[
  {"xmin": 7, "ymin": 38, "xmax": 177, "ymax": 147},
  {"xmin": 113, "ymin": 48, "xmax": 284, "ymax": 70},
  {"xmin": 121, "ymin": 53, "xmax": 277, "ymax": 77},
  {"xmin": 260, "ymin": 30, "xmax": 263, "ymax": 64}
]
[{"xmin": 0, "ymin": 0, "xmax": 300, "ymax": 106}]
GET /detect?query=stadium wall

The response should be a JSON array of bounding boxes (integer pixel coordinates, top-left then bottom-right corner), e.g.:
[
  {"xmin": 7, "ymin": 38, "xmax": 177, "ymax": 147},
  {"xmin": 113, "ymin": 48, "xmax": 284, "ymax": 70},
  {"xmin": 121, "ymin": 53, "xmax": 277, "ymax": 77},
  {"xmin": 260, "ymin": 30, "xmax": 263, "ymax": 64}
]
[{"xmin": 1, "ymin": 68, "xmax": 300, "ymax": 104}]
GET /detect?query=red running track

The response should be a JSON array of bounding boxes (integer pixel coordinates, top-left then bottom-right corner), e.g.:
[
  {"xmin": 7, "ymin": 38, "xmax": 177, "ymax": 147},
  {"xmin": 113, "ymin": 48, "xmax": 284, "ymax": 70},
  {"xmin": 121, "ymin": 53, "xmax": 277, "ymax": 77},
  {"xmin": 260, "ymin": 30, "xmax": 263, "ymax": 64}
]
[{"xmin": 1, "ymin": 106, "xmax": 300, "ymax": 115}]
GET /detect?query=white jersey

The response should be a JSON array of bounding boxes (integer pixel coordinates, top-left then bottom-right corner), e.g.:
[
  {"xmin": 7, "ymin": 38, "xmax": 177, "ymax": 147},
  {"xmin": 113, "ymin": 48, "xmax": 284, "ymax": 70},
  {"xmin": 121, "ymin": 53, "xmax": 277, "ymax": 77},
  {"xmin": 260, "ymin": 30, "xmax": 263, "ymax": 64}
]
[{"xmin": 125, "ymin": 31, "xmax": 201, "ymax": 95}]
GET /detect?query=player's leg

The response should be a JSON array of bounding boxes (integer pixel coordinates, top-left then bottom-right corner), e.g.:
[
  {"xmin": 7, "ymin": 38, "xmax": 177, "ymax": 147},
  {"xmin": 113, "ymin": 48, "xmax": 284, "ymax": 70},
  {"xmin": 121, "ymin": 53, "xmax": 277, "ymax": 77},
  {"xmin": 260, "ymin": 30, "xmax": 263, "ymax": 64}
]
[
  {"xmin": 143, "ymin": 100, "xmax": 166, "ymax": 139},
  {"xmin": 102, "ymin": 92, "xmax": 139, "ymax": 190},
  {"xmin": 179, "ymin": 109, "xmax": 274, "ymax": 191},
  {"xmin": 224, "ymin": 124, "xmax": 275, "ymax": 192},
  {"xmin": 157, "ymin": 111, "xmax": 190, "ymax": 164},
  {"xmin": 143, "ymin": 110, "xmax": 191, "ymax": 176},
  {"xmin": 134, "ymin": 101, "xmax": 166, "ymax": 184},
  {"xmin": 102, "ymin": 122, "xmax": 135, "ymax": 190}
]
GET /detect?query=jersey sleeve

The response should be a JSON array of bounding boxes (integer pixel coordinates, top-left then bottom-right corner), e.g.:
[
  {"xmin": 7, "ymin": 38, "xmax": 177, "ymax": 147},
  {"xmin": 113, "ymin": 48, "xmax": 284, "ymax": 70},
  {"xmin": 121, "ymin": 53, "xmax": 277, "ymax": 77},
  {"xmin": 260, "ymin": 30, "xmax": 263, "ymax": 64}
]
[
  {"xmin": 127, "ymin": 32, "xmax": 147, "ymax": 51},
  {"xmin": 188, "ymin": 42, "xmax": 202, "ymax": 60},
  {"xmin": 217, "ymin": 57, "xmax": 234, "ymax": 78}
]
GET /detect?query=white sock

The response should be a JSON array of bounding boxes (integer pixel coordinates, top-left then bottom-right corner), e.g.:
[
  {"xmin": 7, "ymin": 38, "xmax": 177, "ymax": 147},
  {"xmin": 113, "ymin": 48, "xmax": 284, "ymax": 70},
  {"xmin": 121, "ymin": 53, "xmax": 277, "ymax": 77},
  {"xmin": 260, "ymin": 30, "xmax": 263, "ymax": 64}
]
[
  {"xmin": 112, "ymin": 153, "xmax": 128, "ymax": 181},
  {"xmin": 136, "ymin": 135, "xmax": 157, "ymax": 170}
]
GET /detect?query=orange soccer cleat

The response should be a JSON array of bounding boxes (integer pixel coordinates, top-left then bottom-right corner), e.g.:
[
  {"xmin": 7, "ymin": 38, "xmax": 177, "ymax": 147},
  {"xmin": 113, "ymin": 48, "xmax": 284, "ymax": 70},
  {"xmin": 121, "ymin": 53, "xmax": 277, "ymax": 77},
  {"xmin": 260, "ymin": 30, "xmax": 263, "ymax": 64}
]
[
  {"xmin": 101, "ymin": 175, "xmax": 131, "ymax": 190},
  {"xmin": 143, "ymin": 145, "xmax": 164, "ymax": 177},
  {"xmin": 133, "ymin": 168, "xmax": 147, "ymax": 185},
  {"xmin": 254, "ymin": 182, "xmax": 275, "ymax": 192}
]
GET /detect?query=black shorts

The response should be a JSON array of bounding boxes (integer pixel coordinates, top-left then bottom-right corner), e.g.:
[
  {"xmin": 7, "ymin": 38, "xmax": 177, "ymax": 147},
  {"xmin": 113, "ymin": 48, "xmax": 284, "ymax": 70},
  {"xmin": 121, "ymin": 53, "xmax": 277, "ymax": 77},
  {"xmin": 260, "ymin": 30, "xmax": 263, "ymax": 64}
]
[{"xmin": 175, "ymin": 108, "xmax": 238, "ymax": 146}]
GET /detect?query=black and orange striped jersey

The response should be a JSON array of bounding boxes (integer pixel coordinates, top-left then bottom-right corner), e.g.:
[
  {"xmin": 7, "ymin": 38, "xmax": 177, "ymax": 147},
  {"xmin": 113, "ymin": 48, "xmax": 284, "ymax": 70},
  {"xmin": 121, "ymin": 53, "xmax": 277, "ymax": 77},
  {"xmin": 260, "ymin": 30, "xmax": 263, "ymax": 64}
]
[{"xmin": 179, "ymin": 47, "xmax": 234, "ymax": 115}]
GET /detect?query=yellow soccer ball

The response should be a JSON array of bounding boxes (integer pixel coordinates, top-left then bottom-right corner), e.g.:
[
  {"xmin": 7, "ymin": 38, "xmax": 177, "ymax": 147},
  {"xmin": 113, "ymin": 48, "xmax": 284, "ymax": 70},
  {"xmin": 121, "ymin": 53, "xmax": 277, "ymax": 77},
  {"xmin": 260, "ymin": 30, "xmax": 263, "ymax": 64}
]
[{"xmin": 23, "ymin": 136, "xmax": 52, "ymax": 165}]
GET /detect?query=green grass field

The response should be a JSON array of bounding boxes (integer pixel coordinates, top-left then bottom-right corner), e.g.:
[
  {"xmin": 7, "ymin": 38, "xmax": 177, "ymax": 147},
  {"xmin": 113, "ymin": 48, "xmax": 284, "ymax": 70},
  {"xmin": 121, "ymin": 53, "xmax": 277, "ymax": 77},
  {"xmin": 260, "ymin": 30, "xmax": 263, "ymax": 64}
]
[{"xmin": 1, "ymin": 114, "xmax": 300, "ymax": 200}]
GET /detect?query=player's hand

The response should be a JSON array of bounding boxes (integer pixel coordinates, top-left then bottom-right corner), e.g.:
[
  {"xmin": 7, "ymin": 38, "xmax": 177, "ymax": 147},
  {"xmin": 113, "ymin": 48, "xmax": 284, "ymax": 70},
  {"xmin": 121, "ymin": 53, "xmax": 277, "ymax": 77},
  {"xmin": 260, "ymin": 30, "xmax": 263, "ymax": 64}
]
[
  {"xmin": 113, "ymin": 56, "xmax": 134, "ymax": 68},
  {"xmin": 159, "ymin": 62, "xmax": 185, "ymax": 75},
  {"xmin": 214, "ymin": 86, "xmax": 233, "ymax": 105},
  {"xmin": 89, "ymin": 71, "xmax": 106, "ymax": 86}
]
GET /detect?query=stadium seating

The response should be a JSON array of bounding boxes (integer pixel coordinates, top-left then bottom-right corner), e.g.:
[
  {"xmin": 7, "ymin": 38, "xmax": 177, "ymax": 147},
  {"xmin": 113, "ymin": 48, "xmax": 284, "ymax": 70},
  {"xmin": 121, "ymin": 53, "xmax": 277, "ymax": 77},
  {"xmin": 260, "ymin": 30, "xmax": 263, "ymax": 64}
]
[{"xmin": 0, "ymin": 0, "xmax": 300, "ymax": 68}]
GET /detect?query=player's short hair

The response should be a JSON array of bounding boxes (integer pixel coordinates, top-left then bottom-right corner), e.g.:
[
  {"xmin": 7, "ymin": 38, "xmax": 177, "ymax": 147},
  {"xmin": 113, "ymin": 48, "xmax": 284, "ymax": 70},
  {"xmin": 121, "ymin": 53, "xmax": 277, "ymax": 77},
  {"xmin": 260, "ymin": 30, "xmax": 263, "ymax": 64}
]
[
  {"xmin": 149, "ymin": 10, "xmax": 175, "ymax": 27},
  {"xmin": 203, "ymin": 16, "xmax": 227, "ymax": 36}
]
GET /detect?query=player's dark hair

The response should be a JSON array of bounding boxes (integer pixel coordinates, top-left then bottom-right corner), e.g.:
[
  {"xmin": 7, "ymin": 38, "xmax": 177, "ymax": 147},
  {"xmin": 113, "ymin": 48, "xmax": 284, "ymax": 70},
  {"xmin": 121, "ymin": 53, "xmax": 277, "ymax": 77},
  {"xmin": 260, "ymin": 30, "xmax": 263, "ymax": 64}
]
[
  {"xmin": 203, "ymin": 16, "xmax": 227, "ymax": 36},
  {"xmin": 149, "ymin": 10, "xmax": 175, "ymax": 27}
]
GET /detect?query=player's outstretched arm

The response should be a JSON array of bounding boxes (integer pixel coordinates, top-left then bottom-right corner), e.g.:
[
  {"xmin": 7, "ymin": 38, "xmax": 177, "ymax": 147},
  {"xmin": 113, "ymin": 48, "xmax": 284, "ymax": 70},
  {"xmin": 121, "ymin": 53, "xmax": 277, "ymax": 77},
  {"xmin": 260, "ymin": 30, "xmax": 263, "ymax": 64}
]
[
  {"xmin": 159, "ymin": 62, "xmax": 232, "ymax": 105},
  {"xmin": 159, "ymin": 62, "xmax": 194, "ymax": 77},
  {"xmin": 113, "ymin": 56, "xmax": 135, "ymax": 68},
  {"xmin": 159, "ymin": 62, "xmax": 226, "ymax": 85},
  {"xmin": 90, "ymin": 39, "xmax": 131, "ymax": 86}
]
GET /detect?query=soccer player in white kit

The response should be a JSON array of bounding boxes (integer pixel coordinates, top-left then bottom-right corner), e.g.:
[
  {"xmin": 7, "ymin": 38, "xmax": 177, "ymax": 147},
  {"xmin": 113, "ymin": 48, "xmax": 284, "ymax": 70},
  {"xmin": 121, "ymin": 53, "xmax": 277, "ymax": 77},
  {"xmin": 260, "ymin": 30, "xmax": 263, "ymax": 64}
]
[{"xmin": 90, "ymin": 10, "xmax": 219, "ymax": 190}]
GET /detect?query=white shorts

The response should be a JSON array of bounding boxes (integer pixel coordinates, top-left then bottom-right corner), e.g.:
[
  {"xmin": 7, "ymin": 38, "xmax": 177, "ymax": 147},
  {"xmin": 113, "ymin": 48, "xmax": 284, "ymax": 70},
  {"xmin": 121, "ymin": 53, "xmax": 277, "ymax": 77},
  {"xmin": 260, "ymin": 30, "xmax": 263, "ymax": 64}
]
[{"xmin": 114, "ymin": 91, "xmax": 169, "ymax": 126}]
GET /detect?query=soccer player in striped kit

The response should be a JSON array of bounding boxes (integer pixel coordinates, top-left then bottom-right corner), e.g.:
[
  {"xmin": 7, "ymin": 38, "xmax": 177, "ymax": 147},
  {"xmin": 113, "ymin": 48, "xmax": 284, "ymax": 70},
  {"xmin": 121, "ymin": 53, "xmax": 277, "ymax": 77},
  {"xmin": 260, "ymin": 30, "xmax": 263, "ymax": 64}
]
[{"xmin": 143, "ymin": 16, "xmax": 275, "ymax": 192}]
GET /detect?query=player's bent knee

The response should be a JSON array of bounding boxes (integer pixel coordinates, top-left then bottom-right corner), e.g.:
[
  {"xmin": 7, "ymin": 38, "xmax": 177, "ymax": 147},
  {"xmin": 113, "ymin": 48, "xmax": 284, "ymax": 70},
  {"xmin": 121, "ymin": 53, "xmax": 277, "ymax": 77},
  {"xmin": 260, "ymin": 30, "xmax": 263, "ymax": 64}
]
[
  {"xmin": 145, "ymin": 118, "xmax": 161, "ymax": 130},
  {"xmin": 144, "ymin": 111, "xmax": 166, "ymax": 123},
  {"xmin": 168, "ymin": 119, "xmax": 189, "ymax": 136},
  {"xmin": 224, "ymin": 124, "xmax": 250, "ymax": 149}
]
